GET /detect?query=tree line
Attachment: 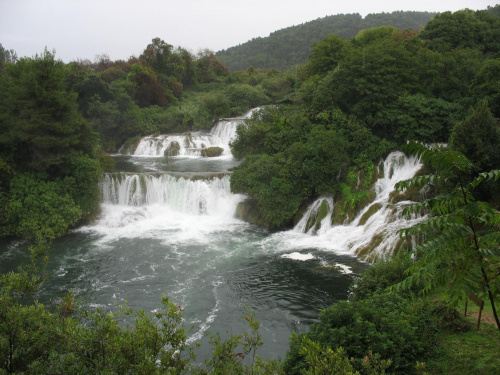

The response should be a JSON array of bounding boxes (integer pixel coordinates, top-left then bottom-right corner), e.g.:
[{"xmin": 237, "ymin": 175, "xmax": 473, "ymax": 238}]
[{"xmin": 216, "ymin": 10, "xmax": 437, "ymax": 71}]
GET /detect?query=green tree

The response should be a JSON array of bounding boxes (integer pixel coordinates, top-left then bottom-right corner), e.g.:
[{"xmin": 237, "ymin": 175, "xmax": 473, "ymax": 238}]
[
  {"xmin": 307, "ymin": 34, "xmax": 348, "ymax": 76},
  {"xmin": 140, "ymin": 37, "xmax": 173, "ymax": 75},
  {"xmin": 470, "ymin": 59, "xmax": 500, "ymax": 118},
  {"xmin": 61, "ymin": 153, "xmax": 102, "ymax": 219},
  {"xmin": 449, "ymin": 100, "xmax": 500, "ymax": 171},
  {"xmin": 285, "ymin": 293, "xmax": 438, "ymax": 374},
  {"xmin": 127, "ymin": 64, "xmax": 168, "ymax": 108},
  {"xmin": 0, "ymin": 49, "xmax": 97, "ymax": 174},
  {"xmin": 327, "ymin": 28, "xmax": 418, "ymax": 137},
  {"xmin": 195, "ymin": 49, "xmax": 230, "ymax": 83},
  {"xmin": 419, "ymin": 9, "xmax": 500, "ymax": 55},
  {"xmin": 7, "ymin": 174, "xmax": 82, "ymax": 243},
  {"xmin": 394, "ymin": 142, "xmax": 500, "ymax": 330},
  {"xmin": 384, "ymin": 94, "xmax": 459, "ymax": 143},
  {"xmin": 0, "ymin": 43, "xmax": 17, "ymax": 71}
]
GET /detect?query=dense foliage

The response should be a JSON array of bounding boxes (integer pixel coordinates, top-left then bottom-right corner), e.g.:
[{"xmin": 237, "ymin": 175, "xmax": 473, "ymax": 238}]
[
  {"xmin": 230, "ymin": 7, "xmax": 500, "ymax": 228},
  {"xmin": 394, "ymin": 142, "xmax": 500, "ymax": 329},
  {"xmin": 0, "ymin": 50, "xmax": 102, "ymax": 243},
  {"xmin": 216, "ymin": 11, "xmax": 436, "ymax": 71}
]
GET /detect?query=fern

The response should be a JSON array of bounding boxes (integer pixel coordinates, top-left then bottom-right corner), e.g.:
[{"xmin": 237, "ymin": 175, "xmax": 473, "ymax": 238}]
[{"xmin": 392, "ymin": 142, "xmax": 500, "ymax": 329}]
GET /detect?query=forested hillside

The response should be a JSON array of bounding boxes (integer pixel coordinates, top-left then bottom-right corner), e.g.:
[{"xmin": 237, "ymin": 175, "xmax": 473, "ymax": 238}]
[{"xmin": 216, "ymin": 11, "xmax": 436, "ymax": 71}]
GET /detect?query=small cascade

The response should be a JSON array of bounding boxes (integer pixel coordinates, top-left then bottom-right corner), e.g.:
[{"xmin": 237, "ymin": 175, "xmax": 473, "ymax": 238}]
[
  {"xmin": 127, "ymin": 109, "xmax": 257, "ymax": 157},
  {"xmin": 100, "ymin": 173, "xmax": 240, "ymax": 216},
  {"xmin": 294, "ymin": 197, "xmax": 334, "ymax": 235},
  {"xmin": 295, "ymin": 151, "xmax": 425, "ymax": 261},
  {"xmin": 131, "ymin": 133, "xmax": 215, "ymax": 157}
]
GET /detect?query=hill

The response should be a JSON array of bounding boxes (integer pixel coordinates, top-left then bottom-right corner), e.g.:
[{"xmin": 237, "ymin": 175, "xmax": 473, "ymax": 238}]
[{"xmin": 215, "ymin": 11, "xmax": 436, "ymax": 72}]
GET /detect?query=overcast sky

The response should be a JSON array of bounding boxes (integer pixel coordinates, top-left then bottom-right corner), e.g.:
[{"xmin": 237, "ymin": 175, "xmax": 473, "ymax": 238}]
[{"xmin": 1, "ymin": 0, "xmax": 498, "ymax": 62}]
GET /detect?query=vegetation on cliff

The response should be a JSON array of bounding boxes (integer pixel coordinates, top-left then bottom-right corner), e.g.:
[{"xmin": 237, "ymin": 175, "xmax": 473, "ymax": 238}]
[{"xmin": 230, "ymin": 7, "xmax": 500, "ymax": 229}]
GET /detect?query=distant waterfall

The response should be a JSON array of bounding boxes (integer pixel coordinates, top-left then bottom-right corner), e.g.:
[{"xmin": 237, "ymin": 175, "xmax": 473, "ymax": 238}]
[
  {"xmin": 295, "ymin": 151, "xmax": 425, "ymax": 261},
  {"xmin": 132, "ymin": 134, "xmax": 215, "ymax": 157},
  {"xmin": 100, "ymin": 173, "xmax": 241, "ymax": 216},
  {"xmin": 127, "ymin": 109, "xmax": 257, "ymax": 157}
]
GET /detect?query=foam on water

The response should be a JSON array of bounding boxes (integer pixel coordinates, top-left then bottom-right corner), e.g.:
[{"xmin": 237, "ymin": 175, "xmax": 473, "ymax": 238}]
[
  {"xmin": 282, "ymin": 252, "xmax": 315, "ymax": 261},
  {"xmin": 128, "ymin": 108, "xmax": 257, "ymax": 158},
  {"xmin": 14, "ymin": 116, "xmax": 425, "ymax": 361},
  {"xmin": 291, "ymin": 151, "xmax": 425, "ymax": 259}
]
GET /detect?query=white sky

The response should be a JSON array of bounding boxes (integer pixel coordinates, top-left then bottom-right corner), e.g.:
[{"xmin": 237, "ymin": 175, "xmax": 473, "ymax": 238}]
[{"xmin": 1, "ymin": 0, "xmax": 498, "ymax": 63}]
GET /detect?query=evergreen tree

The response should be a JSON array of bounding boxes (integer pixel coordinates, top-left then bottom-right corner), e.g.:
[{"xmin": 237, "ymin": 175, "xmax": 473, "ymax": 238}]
[{"xmin": 0, "ymin": 49, "xmax": 96, "ymax": 174}]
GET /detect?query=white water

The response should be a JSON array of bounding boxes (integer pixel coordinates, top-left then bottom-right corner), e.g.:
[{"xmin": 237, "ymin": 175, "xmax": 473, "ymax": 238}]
[
  {"xmin": 100, "ymin": 173, "xmax": 239, "ymax": 215},
  {"xmin": 0, "ymin": 115, "xmax": 426, "ymax": 361},
  {"xmin": 129, "ymin": 109, "xmax": 256, "ymax": 158},
  {"xmin": 293, "ymin": 151, "xmax": 425, "ymax": 260}
]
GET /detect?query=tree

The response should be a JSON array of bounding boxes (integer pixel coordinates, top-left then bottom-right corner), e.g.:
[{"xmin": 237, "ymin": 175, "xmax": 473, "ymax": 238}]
[
  {"xmin": 285, "ymin": 292, "xmax": 437, "ymax": 374},
  {"xmin": 326, "ymin": 28, "xmax": 419, "ymax": 137},
  {"xmin": 419, "ymin": 9, "xmax": 500, "ymax": 55},
  {"xmin": 0, "ymin": 43, "xmax": 17, "ymax": 71},
  {"xmin": 307, "ymin": 34, "xmax": 348, "ymax": 76},
  {"xmin": 394, "ymin": 142, "xmax": 500, "ymax": 330},
  {"xmin": 140, "ymin": 37, "xmax": 173, "ymax": 75},
  {"xmin": 7, "ymin": 174, "xmax": 82, "ymax": 243},
  {"xmin": 195, "ymin": 49, "xmax": 229, "ymax": 83},
  {"xmin": 0, "ymin": 49, "xmax": 97, "ymax": 174},
  {"xmin": 449, "ymin": 100, "xmax": 500, "ymax": 171},
  {"xmin": 470, "ymin": 59, "xmax": 500, "ymax": 118},
  {"xmin": 127, "ymin": 64, "xmax": 167, "ymax": 107},
  {"xmin": 384, "ymin": 94, "xmax": 459, "ymax": 143}
]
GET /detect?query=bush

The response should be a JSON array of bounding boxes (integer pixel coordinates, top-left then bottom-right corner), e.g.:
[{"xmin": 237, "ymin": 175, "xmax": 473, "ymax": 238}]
[
  {"xmin": 284, "ymin": 292, "xmax": 440, "ymax": 374},
  {"xmin": 349, "ymin": 253, "xmax": 416, "ymax": 301},
  {"xmin": 7, "ymin": 174, "xmax": 82, "ymax": 242}
]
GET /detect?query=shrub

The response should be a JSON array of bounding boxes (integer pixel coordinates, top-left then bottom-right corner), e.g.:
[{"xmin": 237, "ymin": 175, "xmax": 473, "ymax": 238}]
[{"xmin": 284, "ymin": 292, "xmax": 439, "ymax": 374}]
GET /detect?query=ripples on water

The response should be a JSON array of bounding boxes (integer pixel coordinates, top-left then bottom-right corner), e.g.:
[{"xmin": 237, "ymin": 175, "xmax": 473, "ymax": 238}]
[{"xmin": 0, "ymin": 114, "xmax": 372, "ymax": 360}]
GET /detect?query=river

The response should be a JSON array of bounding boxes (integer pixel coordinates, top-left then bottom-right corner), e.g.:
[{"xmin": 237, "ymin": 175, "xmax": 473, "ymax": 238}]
[{"xmin": 0, "ymin": 110, "xmax": 423, "ymax": 361}]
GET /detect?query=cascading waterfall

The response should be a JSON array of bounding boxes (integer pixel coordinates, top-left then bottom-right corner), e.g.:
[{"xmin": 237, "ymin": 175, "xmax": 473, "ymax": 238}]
[
  {"xmin": 294, "ymin": 151, "xmax": 425, "ymax": 261},
  {"xmin": 132, "ymin": 134, "xmax": 215, "ymax": 157},
  {"xmin": 98, "ymin": 173, "xmax": 242, "ymax": 228},
  {"xmin": 127, "ymin": 109, "xmax": 256, "ymax": 157},
  {"xmin": 0, "ymin": 109, "xmax": 428, "ymax": 363}
]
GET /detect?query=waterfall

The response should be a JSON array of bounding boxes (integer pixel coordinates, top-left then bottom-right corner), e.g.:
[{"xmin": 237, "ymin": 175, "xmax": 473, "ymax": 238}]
[
  {"xmin": 132, "ymin": 134, "xmax": 215, "ymax": 157},
  {"xmin": 100, "ymin": 173, "xmax": 239, "ymax": 215},
  {"xmin": 127, "ymin": 109, "xmax": 257, "ymax": 157},
  {"xmin": 295, "ymin": 151, "xmax": 425, "ymax": 261}
]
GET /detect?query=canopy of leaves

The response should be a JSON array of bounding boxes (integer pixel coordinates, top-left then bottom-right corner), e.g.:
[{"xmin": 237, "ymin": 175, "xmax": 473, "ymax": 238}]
[
  {"xmin": 394, "ymin": 142, "xmax": 500, "ymax": 328},
  {"xmin": 449, "ymin": 100, "xmax": 500, "ymax": 171}
]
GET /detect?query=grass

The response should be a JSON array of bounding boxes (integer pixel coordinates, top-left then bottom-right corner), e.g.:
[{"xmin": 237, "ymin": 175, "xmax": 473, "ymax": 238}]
[{"xmin": 425, "ymin": 299, "xmax": 500, "ymax": 374}]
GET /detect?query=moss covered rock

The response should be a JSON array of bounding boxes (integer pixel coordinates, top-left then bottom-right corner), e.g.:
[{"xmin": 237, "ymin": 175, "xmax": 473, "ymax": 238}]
[
  {"xmin": 164, "ymin": 141, "xmax": 181, "ymax": 157},
  {"xmin": 235, "ymin": 199, "xmax": 274, "ymax": 228},
  {"xmin": 120, "ymin": 136, "xmax": 142, "ymax": 155},
  {"xmin": 358, "ymin": 203, "xmax": 382, "ymax": 226},
  {"xmin": 201, "ymin": 147, "xmax": 224, "ymax": 157}
]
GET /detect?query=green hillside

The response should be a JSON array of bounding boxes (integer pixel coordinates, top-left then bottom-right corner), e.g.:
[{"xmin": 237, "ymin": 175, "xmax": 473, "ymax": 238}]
[{"xmin": 216, "ymin": 11, "xmax": 436, "ymax": 71}]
